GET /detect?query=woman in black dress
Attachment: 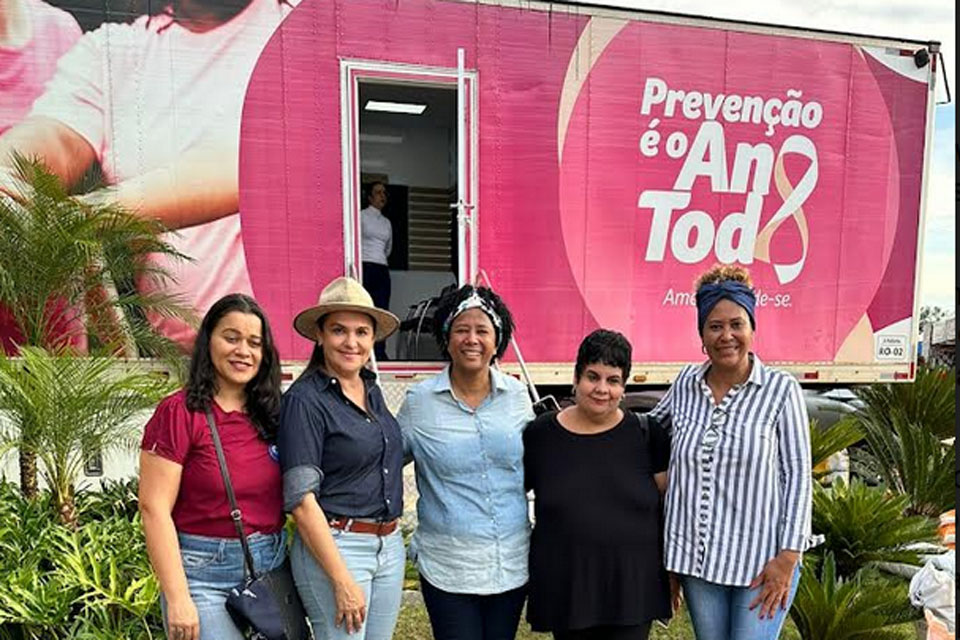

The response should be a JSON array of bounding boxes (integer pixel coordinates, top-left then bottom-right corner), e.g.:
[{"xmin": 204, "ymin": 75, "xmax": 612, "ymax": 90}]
[{"xmin": 523, "ymin": 329, "xmax": 675, "ymax": 640}]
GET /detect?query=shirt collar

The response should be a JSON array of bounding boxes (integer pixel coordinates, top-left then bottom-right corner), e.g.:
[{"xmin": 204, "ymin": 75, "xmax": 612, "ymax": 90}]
[
  {"xmin": 432, "ymin": 364, "xmax": 509, "ymax": 395},
  {"xmin": 694, "ymin": 353, "xmax": 766, "ymax": 387},
  {"xmin": 311, "ymin": 366, "xmax": 376, "ymax": 391}
]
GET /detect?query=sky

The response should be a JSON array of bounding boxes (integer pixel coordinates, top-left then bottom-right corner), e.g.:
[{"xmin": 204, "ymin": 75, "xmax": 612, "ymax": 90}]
[{"xmin": 581, "ymin": 0, "xmax": 956, "ymax": 313}]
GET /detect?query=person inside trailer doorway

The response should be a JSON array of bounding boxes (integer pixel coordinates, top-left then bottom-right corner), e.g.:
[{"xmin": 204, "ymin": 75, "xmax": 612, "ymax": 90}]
[{"xmin": 360, "ymin": 180, "xmax": 393, "ymax": 360}]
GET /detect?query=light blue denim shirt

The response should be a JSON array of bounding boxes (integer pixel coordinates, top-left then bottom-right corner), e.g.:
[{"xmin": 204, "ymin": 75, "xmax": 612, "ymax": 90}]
[{"xmin": 397, "ymin": 365, "xmax": 534, "ymax": 595}]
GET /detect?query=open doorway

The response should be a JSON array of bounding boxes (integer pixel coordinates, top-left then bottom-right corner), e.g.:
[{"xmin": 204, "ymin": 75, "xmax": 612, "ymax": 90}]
[{"xmin": 357, "ymin": 81, "xmax": 459, "ymax": 360}]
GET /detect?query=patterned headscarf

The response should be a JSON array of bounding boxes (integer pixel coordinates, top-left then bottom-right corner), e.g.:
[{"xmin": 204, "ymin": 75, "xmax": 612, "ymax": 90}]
[{"xmin": 441, "ymin": 291, "xmax": 504, "ymax": 350}]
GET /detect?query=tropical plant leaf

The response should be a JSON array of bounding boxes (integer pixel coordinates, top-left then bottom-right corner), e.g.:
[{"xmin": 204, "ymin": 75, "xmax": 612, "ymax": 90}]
[
  {"xmin": 789, "ymin": 552, "xmax": 921, "ymax": 640},
  {"xmin": 810, "ymin": 478, "xmax": 937, "ymax": 578},
  {"xmin": 0, "ymin": 346, "xmax": 176, "ymax": 525},
  {"xmin": 810, "ymin": 417, "xmax": 863, "ymax": 477},
  {"xmin": 854, "ymin": 413, "xmax": 955, "ymax": 517},
  {"xmin": 0, "ymin": 481, "xmax": 164, "ymax": 638},
  {"xmin": 854, "ymin": 365, "xmax": 955, "ymax": 440}
]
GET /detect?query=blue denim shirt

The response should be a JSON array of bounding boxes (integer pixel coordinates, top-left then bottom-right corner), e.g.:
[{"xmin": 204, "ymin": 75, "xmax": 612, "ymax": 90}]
[{"xmin": 397, "ymin": 366, "xmax": 534, "ymax": 595}]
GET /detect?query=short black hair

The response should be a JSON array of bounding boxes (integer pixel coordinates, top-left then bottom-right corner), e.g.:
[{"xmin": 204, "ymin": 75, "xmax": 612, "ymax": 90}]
[
  {"xmin": 432, "ymin": 285, "xmax": 515, "ymax": 362},
  {"xmin": 185, "ymin": 293, "xmax": 281, "ymax": 440},
  {"xmin": 574, "ymin": 329, "xmax": 632, "ymax": 382}
]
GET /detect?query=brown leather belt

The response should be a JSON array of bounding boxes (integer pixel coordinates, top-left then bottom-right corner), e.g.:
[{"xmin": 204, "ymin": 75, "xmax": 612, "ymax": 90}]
[{"xmin": 328, "ymin": 517, "xmax": 399, "ymax": 536}]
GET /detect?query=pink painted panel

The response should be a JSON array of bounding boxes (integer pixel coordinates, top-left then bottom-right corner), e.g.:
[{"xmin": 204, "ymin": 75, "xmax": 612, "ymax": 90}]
[{"xmin": 240, "ymin": 0, "xmax": 929, "ymax": 363}]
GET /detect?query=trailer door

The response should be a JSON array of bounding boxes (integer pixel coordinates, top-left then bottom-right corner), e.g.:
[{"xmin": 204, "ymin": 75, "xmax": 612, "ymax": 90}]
[{"xmin": 341, "ymin": 55, "xmax": 477, "ymax": 360}]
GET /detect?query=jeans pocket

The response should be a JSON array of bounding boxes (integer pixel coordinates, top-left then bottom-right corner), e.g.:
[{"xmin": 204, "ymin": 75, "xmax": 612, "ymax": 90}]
[{"xmin": 181, "ymin": 549, "xmax": 218, "ymax": 570}]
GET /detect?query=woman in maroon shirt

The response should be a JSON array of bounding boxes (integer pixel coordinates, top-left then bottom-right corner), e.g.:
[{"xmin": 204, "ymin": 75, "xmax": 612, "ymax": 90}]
[{"xmin": 139, "ymin": 294, "xmax": 284, "ymax": 640}]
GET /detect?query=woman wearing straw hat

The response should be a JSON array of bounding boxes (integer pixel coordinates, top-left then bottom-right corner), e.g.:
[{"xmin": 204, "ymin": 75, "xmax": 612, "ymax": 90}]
[{"xmin": 277, "ymin": 277, "xmax": 404, "ymax": 640}]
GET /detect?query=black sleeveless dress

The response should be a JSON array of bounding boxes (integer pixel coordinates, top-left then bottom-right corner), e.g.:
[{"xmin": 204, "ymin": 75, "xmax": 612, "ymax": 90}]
[{"xmin": 522, "ymin": 410, "xmax": 672, "ymax": 632}]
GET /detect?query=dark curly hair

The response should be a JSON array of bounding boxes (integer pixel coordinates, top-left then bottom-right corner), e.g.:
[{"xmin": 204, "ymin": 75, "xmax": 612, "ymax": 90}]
[
  {"xmin": 694, "ymin": 264, "xmax": 754, "ymax": 291},
  {"xmin": 574, "ymin": 329, "xmax": 632, "ymax": 382},
  {"xmin": 432, "ymin": 285, "xmax": 515, "ymax": 362},
  {"xmin": 185, "ymin": 294, "xmax": 282, "ymax": 440}
]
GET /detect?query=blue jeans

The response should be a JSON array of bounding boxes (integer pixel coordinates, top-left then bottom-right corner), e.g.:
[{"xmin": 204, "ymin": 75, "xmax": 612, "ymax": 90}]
[
  {"xmin": 680, "ymin": 565, "xmax": 801, "ymax": 640},
  {"xmin": 161, "ymin": 530, "xmax": 287, "ymax": 640},
  {"xmin": 419, "ymin": 573, "xmax": 527, "ymax": 640},
  {"xmin": 291, "ymin": 528, "xmax": 405, "ymax": 640}
]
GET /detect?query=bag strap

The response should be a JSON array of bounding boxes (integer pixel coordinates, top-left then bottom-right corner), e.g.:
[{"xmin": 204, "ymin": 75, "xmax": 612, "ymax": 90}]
[
  {"xmin": 634, "ymin": 409, "xmax": 649, "ymax": 431},
  {"xmin": 203, "ymin": 408, "xmax": 258, "ymax": 579}
]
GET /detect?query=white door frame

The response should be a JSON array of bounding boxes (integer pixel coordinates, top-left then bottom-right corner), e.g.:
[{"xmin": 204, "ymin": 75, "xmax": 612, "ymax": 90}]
[{"xmin": 340, "ymin": 57, "xmax": 479, "ymax": 286}]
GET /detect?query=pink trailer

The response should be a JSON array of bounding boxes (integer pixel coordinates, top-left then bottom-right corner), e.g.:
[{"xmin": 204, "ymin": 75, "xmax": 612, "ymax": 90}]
[{"xmin": 233, "ymin": 0, "xmax": 938, "ymax": 385}]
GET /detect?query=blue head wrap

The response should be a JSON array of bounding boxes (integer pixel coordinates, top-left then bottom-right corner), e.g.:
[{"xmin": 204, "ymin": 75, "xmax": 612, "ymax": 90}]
[{"xmin": 696, "ymin": 281, "xmax": 757, "ymax": 334}]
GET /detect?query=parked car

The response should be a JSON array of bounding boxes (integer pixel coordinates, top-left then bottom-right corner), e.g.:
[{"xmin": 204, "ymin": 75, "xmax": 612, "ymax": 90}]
[
  {"xmin": 623, "ymin": 386, "xmax": 863, "ymax": 431},
  {"xmin": 624, "ymin": 386, "xmax": 873, "ymax": 485}
]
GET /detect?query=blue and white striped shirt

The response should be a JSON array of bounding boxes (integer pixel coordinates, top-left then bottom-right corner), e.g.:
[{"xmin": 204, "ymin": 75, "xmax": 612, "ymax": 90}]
[{"xmin": 649, "ymin": 355, "xmax": 816, "ymax": 587}]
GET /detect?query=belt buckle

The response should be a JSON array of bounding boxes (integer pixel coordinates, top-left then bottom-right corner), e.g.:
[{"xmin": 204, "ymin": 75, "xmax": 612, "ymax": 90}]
[{"xmin": 329, "ymin": 517, "xmax": 354, "ymax": 532}]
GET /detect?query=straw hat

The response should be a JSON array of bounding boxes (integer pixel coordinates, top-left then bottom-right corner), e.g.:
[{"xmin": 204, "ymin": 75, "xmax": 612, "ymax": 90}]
[{"xmin": 293, "ymin": 277, "xmax": 400, "ymax": 341}]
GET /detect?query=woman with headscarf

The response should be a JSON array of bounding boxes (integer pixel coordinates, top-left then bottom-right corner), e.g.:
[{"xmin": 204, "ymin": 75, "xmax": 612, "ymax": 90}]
[
  {"xmin": 396, "ymin": 285, "xmax": 534, "ymax": 640},
  {"xmin": 648, "ymin": 265, "xmax": 816, "ymax": 640}
]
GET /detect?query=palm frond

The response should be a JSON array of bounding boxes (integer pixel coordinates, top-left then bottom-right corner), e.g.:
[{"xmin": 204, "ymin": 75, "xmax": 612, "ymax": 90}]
[
  {"xmin": 0, "ymin": 154, "xmax": 196, "ymax": 358},
  {"xmin": 810, "ymin": 478, "xmax": 937, "ymax": 578},
  {"xmin": 810, "ymin": 417, "xmax": 863, "ymax": 475},
  {"xmin": 0, "ymin": 346, "xmax": 176, "ymax": 522},
  {"xmin": 790, "ymin": 552, "xmax": 922, "ymax": 640},
  {"xmin": 855, "ymin": 365, "xmax": 955, "ymax": 440}
]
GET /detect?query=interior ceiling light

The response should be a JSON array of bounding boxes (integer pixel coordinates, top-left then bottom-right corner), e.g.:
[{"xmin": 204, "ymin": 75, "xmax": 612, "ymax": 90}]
[
  {"xmin": 359, "ymin": 133, "xmax": 404, "ymax": 144},
  {"xmin": 364, "ymin": 100, "xmax": 427, "ymax": 115}
]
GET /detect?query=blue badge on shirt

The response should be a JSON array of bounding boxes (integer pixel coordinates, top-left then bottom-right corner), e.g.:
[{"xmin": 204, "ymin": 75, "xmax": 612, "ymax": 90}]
[{"xmin": 268, "ymin": 444, "xmax": 280, "ymax": 463}]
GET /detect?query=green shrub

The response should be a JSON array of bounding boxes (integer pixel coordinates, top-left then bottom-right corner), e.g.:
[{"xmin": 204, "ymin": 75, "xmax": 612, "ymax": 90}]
[
  {"xmin": 809, "ymin": 418, "xmax": 863, "ymax": 481},
  {"xmin": 789, "ymin": 552, "xmax": 920, "ymax": 640},
  {"xmin": 810, "ymin": 479, "xmax": 937, "ymax": 578},
  {"xmin": 0, "ymin": 481, "xmax": 163, "ymax": 639},
  {"xmin": 76, "ymin": 478, "xmax": 141, "ymax": 522}
]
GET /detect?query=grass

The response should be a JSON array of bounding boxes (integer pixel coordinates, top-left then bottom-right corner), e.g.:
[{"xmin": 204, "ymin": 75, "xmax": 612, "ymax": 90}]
[
  {"xmin": 394, "ymin": 601, "xmax": 804, "ymax": 639},
  {"xmin": 395, "ymin": 601, "xmax": 921, "ymax": 639}
]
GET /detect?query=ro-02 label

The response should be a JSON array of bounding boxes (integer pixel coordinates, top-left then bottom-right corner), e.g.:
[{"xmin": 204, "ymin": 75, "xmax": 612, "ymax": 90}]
[{"xmin": 875, "ymin": 335, "xmax": 907, "ymax": 361}]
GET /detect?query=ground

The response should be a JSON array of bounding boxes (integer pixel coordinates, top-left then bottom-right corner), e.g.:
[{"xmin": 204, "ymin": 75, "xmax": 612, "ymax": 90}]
[{"xmin": 393, "ymin": 602, "xmax": 803, "ymax": 639}]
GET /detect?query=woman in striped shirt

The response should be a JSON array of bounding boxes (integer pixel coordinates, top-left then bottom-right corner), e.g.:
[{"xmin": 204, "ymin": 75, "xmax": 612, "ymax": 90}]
[{"xmin": 648, "ymin": 265, "xmax": 815, "ymax": 640}]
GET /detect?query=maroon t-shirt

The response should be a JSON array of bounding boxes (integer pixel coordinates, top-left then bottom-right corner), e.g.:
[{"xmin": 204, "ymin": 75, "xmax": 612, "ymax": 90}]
[{"xmin": 141, "ymin": 390, "xmax": 284, "ymax": 537}]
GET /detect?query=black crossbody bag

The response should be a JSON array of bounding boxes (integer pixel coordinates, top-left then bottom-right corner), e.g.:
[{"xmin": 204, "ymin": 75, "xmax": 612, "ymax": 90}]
[{"xmin": 204, "ymin": 410, "xmax": 311, "ymax": 640}]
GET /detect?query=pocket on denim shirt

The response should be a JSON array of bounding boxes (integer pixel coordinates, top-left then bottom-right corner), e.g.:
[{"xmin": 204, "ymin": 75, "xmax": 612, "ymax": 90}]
[{"xmin": 428, "ymin": 417, "xmax": 483, "ymax": 477}]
